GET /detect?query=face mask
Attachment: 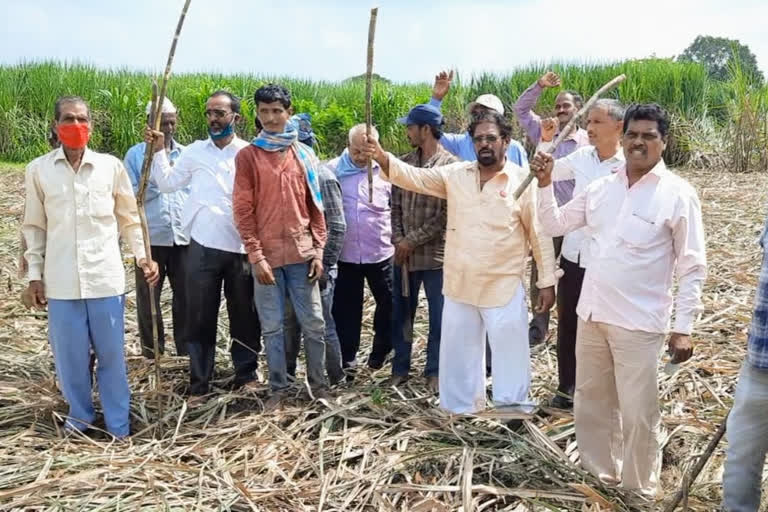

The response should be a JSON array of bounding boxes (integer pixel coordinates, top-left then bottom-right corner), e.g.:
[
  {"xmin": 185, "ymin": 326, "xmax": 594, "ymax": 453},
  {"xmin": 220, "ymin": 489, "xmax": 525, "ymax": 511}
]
[
  {"xmin": 209, "ymin": 119, "xmax": 235, "ymax": 140},
  {"xmin": 57, "ymin": 124, "xmax": 90, "ymax": 149}
]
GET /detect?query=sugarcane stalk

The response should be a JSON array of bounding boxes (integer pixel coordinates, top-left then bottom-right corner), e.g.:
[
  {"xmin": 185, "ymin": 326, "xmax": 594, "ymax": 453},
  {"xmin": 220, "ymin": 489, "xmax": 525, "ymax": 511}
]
[
  {"xmin": 513, "ymin": 74, "xmax": 626, "ymax": 200},
  {"xmin": 365, "ymin": 7, "xmax": 378, "ymax": 203},
  {"xmin": 136, "ymin": 0, "xmax": 193, "ymax": 431},
  {"xmin": 662, "ymin": 411, "xmax": 729, "ymax": 512}
]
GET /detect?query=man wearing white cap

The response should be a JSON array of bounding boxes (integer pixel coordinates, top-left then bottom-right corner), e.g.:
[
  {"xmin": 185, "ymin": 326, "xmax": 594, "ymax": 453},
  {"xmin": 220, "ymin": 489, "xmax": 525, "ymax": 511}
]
[
  {"xmin": 425, "ymin": 70, "xmax": 528, "ymax": 167},
  {"xmin": 124, "ymin": 97, "xmax": 189, "ymax": 359}
]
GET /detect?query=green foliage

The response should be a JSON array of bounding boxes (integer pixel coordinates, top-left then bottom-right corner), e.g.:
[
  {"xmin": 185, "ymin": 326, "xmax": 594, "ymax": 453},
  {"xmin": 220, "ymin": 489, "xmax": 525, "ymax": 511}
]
[
  {"xmin": 678, "ymin": 35, "xmax": 763, "ymax": 84},
  {"xmin": 0, "ymin": 59, "xmax": 766, "ymax": 170}
]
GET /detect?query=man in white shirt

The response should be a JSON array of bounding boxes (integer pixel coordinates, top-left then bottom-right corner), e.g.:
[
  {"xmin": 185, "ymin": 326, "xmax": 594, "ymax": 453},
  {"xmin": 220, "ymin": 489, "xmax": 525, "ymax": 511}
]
[
  {"xmin": 147, "ymin": 91, "xmax": 261, "ymax": 406},
  {"xmin": 543, "ymin": 99, "xmax": 626, "ymax": 410},
  {"xmin": 532, "ymin": 104, "xmax": 707, "ymax": 498},
  {"xmin": 22, "ymin": 96, "xmax": 159, "ymax": 439}
]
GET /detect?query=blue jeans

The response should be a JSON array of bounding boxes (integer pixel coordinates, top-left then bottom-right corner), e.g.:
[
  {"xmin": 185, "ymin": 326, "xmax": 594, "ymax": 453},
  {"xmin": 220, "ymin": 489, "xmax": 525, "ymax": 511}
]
[
  {"xmin": 48, "ymin": 296, "xmax": 130, "ymax": 438},
  {"xmin": 285, "ymin": 271, "xmax": 345, "ymax": 384},
  {"xmin": 391, "ymin": 266, "xmax": 444, "ymax": 377},
  {"xmin": 253, "ymin": 262, "xmax": 327, "ymax": 392}
]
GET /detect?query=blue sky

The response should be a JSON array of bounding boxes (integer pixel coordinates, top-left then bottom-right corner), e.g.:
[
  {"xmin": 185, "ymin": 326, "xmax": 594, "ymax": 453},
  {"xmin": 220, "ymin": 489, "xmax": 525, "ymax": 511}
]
[{"xmin": 2, "ymin": 0, "xmax": 767, "ymax": 82}]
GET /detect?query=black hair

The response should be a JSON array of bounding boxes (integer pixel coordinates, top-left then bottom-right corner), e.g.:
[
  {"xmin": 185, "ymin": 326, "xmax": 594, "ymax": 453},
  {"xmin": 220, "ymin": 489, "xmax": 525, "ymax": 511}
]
[
  {"xmin": 208, "ymin": 90, "xmax": 241, "ymax": 114},
  {"xmin": 623, "ymin": 103, "xmax": 670, "ymax": 139},
  {"xmin": 558, "ymin": 89, "xmax": 583, "ymax": 109},
  {"xmin": 254, "ymin": 83, "xmax": 292, "ymax": 109},
  {"xmin": 468, "ymin": 111, "xmax": 513, "ymax": 141},
  {"xmin": 415, "ymin": 123, "xmax": 444, "ymax": 141},
  {"xmin": 54, "ymin": 95, "xmax": 90, "ymax": 121}
]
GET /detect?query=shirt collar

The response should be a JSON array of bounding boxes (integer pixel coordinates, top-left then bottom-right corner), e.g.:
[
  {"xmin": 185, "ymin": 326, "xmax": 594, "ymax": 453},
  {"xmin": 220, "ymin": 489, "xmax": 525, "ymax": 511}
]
[
  {"xmin": 557, "ymin": 127, "xmax": 589, "ymax": 143},
  {"xmin": 617, "ymin": 158, "xmax": 668, "ymax": 182},
  {"xmin": 590, "ymin": 145, "xmax": 625, "ymax": 165},
  {"xmin": 53, "ymin": 146, "xmax": 96, "ymax": 167}
]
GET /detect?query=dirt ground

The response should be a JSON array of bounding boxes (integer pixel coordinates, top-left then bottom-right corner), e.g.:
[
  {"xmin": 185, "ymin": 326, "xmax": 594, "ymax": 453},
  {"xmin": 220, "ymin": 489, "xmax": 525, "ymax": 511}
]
[{"xmin": 0, "ymin": 162, "xmax": 765, "ymax": 511}]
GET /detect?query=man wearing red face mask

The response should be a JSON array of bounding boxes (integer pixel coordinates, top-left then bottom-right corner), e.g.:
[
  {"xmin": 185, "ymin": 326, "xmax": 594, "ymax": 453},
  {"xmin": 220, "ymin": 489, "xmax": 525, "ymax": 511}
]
[{"xmin": 21, "ymin": 96, "xmax": 159, "ymax": 439}]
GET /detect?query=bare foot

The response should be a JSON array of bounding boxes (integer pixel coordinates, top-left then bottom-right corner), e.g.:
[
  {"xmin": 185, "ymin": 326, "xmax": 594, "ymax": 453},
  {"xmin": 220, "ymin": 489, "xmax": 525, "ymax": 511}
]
[{"xmin": 426, "ymin": 376, "xmax": 439, "ymax": 394}]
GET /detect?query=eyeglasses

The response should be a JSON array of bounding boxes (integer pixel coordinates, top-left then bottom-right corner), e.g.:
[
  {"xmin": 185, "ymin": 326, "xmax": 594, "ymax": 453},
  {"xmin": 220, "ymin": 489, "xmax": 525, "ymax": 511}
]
[
  {"xmin": 204, "ymin": 109, "xmax": 233, "ymax": 119},
  {"xmin": 472, "ymin": 134, "xmax": 500, "ymax": 144}
]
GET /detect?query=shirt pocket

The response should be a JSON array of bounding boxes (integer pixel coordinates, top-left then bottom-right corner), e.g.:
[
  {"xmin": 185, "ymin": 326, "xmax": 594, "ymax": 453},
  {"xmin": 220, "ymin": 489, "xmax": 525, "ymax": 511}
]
[
  {"xmin": 619, "ymin": 213, "xmax": 660, "ymax": 247},
  {"xmin": 89, "ymin": 182, "xmax": 114, "ymax": 218}
]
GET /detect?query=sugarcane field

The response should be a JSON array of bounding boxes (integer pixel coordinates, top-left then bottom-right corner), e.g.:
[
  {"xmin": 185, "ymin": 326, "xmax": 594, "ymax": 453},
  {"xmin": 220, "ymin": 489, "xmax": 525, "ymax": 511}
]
[{"xmin": 3, "ymin": 1, "xmax": 768, "ymax": 511}]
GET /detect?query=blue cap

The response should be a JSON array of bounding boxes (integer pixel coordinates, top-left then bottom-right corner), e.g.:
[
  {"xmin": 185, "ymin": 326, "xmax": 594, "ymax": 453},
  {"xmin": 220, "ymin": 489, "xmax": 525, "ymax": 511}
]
[{"xmin": 397, "ymin": 104, "xmax": 443, "ymax": 126}]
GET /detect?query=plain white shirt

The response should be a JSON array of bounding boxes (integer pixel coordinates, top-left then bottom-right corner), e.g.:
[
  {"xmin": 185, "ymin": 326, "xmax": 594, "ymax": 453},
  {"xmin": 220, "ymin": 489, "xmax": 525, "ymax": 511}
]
[
  {"xmin": 151, "ymin": 137, "xmax": 248, "ymax": 254},
  {"xmin": 551, "ymin": 145, "xmax": 624, "ymax": 267},
  {"xmin": 537, "ymin": 160, "xmax": 707, "ymax": 335}
]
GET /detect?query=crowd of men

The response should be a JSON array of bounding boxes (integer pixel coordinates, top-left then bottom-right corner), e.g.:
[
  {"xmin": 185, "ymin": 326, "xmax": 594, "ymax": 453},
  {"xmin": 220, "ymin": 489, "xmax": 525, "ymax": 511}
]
[{"xmin": 19, "ymin": 69, "xmax": 768, "ymax": 509}]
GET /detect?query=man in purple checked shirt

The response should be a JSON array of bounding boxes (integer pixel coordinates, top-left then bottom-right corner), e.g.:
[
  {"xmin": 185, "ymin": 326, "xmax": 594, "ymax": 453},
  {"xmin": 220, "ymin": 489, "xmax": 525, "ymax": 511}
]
[
  {"xmin": 514, "ymin": 70, "xmax": 590, "ymax": 347},
  {"xmin": 329, "ymin": 124, "xmax": 394, "ymax": 376}
]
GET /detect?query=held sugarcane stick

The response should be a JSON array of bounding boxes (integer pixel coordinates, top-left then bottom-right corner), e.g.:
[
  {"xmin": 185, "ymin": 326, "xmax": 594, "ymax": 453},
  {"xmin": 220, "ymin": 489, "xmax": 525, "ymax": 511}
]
[
  {"xmin": 513, "ymin": 74, "xmax": 626, "ymax": 200},
  {"xmin": 662, "ymin": 411, "xmax": 729, "ymax": 512},
  {"xmin": 364, "ymin": 7, "xmax": 378, "ymax": 202},
  {"xmin": 136, "ymin": 0, "xmax": 193, "ymax": 429},
  {"xmin": 136, "ymin": 82, "xmax": 164, "ymax": 424}
]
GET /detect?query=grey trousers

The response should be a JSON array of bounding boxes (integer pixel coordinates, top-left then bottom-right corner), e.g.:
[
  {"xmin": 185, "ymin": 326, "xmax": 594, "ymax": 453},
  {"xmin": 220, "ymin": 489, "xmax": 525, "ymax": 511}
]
[{"xmin": 723, "ymin": 363, "xmax": 768, "ymax": 511}]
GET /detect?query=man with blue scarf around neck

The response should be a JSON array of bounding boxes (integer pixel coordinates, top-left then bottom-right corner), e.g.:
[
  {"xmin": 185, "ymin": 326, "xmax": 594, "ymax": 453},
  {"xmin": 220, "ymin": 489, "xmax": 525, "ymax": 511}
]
[
  {"xmin": 233, "ymin": 84, "xmax": 329, "ymax": 410},
  {"xmin": 146, "ymin": 90, "xmax": 262, "ymax": 408}
]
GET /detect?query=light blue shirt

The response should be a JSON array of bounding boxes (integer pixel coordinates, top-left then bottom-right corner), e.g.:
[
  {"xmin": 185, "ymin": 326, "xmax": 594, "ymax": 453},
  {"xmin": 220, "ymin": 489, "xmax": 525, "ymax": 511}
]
[
  {"xmin": 428, "ymin": 98, "xmax": 528, "ymax": 167},
  {"xmin": 124, "ymin": 141, "xmax": 189, "ymax": 247}
]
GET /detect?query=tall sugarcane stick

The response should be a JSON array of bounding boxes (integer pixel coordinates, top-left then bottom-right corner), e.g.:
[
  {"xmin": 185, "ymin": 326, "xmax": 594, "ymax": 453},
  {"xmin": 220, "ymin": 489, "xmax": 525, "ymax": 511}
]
[
  {"xmin": 364, "ymin": 8, "xmax": 378, "ymax": 202},
  {"xmin": 136, "ymin": 0, "xmax": 193, "ymax": 429},
  {"xmin": 512, "ymin": 74, "xmax": 626, "ymax": 200}
]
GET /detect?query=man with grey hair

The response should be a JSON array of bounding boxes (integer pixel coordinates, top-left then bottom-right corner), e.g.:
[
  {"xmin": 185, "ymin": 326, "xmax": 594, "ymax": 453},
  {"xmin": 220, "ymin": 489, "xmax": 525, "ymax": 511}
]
[
  {"xmin": 124, "ymin": 97, "xmax": 189, "ymax": 358},
  {"xmin": 328, "ymin": 124, "xmax": 394, "ymax": 375},
  {"xmin": 541, "ymin": 98, "xmax": 625, "ymax": 409}
]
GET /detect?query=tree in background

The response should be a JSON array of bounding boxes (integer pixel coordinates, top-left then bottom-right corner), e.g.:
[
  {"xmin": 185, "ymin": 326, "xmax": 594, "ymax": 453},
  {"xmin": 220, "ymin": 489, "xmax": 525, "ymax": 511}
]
[{"xmin": 678, "ymin": 35, "xmax": 763, "ymax": 84}]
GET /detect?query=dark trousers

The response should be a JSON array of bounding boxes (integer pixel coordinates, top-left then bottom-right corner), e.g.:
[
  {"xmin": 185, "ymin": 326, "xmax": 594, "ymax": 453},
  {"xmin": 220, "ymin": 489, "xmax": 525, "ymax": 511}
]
[
  {"xmin": 392, "ymin": 266, "xmax": 443, "ymax": 377},
  {"xmin": 529, "ymin": 236, "xmax": 564, "ymax": 337},
  {"xmin": 134, "ymin": 244, "xmax": 188, "ymax": 358},
  {"xmin": 333, "ymin": 259, "xmax": 393, "ymax": 368},
  {"xmin": 185, "ymin": 240, "xmax": 261, "ymax": 395},
  {"xmin": 556, "ymin": 256, "xmax": 585, "ymax": 396}
]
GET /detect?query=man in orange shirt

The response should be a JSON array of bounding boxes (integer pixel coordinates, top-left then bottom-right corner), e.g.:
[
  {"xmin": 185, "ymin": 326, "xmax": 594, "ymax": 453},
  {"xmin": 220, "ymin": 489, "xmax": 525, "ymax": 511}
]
[{"xmin": 233, "ymin": 84, "xmax": 328, "ymax": 410}]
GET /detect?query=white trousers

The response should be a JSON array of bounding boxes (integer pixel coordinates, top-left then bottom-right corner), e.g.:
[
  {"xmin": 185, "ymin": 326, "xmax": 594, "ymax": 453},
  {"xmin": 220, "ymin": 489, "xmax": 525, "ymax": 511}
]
[{"xmin": 439, "ymin": 283, "xmax": 530, "ymax": 414}]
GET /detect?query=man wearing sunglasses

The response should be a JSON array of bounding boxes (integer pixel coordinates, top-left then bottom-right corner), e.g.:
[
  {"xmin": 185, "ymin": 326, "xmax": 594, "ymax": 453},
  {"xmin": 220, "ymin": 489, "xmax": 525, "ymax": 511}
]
[
  {"xmin": 146, "ymin": 90, "xmax": 262, "ymax": 407},
  {"xmin": 358, "ymin": 111, "xmax": 556, "ymax": 415}
]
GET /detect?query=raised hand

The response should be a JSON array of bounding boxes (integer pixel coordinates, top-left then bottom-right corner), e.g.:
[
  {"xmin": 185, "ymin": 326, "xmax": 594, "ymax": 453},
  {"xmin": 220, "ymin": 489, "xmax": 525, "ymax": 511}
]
[
  {"xmin": 433, "ymin": 70, "xmax": 454, "ymax": 101},
  {"xmin": 537, "ymin": 71, "xmax": 561, "ymax": 89}
]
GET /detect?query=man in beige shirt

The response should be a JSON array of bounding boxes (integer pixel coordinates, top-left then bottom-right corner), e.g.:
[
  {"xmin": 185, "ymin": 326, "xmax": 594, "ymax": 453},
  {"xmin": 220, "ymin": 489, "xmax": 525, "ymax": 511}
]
[
  {"xmin": 21, "ymin": 96, "xmax": 159, "ymax": 439},
  {"xmin": 361, "ymin": 111, "xmax": 557, "ymax": 414}
]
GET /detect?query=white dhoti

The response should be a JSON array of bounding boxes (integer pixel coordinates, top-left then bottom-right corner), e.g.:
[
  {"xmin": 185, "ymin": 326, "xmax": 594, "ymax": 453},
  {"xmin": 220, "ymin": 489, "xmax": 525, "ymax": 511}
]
[{"xmin": 439, "ymin": 282, "xmax": 531, "ymax": 414}]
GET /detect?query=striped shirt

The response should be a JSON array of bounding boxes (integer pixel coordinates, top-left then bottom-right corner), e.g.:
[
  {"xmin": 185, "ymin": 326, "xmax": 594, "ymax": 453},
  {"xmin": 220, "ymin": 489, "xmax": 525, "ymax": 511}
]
[{"xmin": 392, "ymin": 146, "xmax": 456, "ymax": 271}]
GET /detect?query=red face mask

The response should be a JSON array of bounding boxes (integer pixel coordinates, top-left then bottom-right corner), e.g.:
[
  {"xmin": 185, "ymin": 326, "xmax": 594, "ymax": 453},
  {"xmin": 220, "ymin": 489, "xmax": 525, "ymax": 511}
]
[{"xmin": 57, "ymin": 123, "xmax": 90, "ymax": 149}]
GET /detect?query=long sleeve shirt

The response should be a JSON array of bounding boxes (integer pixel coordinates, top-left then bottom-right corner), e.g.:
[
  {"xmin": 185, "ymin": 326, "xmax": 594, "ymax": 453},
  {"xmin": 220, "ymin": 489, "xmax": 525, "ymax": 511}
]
[
  {"xmin": 233, "ymin": 144, "xmax": 326, "ymax": 268},
  {"xmin": 427, "ymin": 98, "xmax": 528, "ymax": 167},
  {"xmin": 318, "ymin": 164, "xmax": 346, "ymax": 272},
  {"xmin": 537, "ymin": 160, "xmax": 707, "ymax": 335},
  {"xmin": 513, "ymin": 82, "xmax": 590, "ymax": 205},
  {"xmin": 124, "ymin": 140, "xmax": 188, "ymax": 247},
  {"xmin": 551, "ymin": 146, "xmax": 624, "ymax": 267},
  {"xmin": 746, "ymin": 222, "xmax": 768, "ymax": 369},
  {"xmin": 326, "ymin": 157, "xmax": 394, "ymax": 265},
  {"xmin": 21, "ymin": 147, "xmax": 147, "ymax": 299},
  {"xmin": 151, "ymin": 137, "xmax": 248, "ymax": 254},
  {"xmin": 384, "ymin": 154, "xmax": 556, "ymax": 308},
  {"xmin": 392, "ymin": 146, "xmax": 455, "ymax": 271}
]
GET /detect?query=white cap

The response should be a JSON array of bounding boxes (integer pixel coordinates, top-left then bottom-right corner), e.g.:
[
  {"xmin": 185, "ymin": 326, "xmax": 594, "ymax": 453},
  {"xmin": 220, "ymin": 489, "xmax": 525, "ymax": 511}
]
[
  {"xmin": 468, "ymin": 94, "xmax": 504, "ymax": 115},
  {"xmin": 145, "ymin": 98, "xmax": 177, "ymax": 116}
]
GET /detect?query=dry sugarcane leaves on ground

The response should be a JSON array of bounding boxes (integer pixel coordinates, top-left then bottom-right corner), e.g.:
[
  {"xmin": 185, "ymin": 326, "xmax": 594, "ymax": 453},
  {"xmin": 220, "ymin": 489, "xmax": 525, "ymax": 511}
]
[{"xmin": 0, "ymin": 165, "xmax": 764, "ymax": 510}]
